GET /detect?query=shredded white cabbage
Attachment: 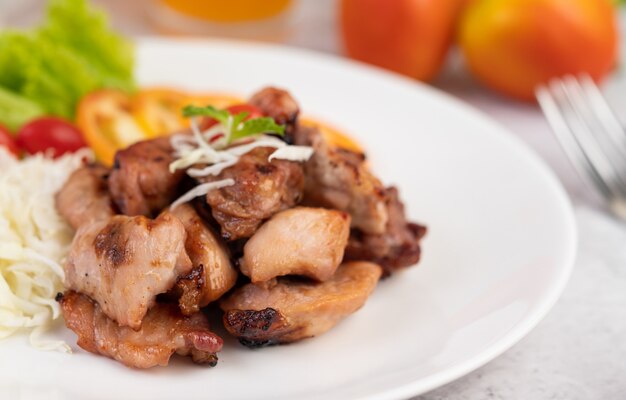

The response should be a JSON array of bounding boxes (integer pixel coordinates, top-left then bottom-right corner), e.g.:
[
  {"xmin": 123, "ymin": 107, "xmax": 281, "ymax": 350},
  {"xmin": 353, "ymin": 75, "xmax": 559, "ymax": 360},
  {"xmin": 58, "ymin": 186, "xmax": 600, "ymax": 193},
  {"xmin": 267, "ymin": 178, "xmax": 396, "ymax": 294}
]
[
  {"xmin": 169, "ymin": 116, "xmax": 314, "ymax": 208},
  {"xmin": 170, "ymin": 179, "xmax": 236, "ymax": 210},
  {"xmin": 268, "ymin": 146, "xmax": 315, "ymax": 162},
  {"xmin": 0, "ymin": 148, "xmax": 92, "ymax": 352}
]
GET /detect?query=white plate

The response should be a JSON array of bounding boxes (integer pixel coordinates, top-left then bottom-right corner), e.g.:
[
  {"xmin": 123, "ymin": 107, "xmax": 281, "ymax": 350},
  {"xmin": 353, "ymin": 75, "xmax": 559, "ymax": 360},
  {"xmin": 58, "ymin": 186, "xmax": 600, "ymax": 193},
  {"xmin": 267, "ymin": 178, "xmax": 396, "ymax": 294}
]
[{"xmin": 0, "ymin": 38, "xmax": 577, "ymax": 400}]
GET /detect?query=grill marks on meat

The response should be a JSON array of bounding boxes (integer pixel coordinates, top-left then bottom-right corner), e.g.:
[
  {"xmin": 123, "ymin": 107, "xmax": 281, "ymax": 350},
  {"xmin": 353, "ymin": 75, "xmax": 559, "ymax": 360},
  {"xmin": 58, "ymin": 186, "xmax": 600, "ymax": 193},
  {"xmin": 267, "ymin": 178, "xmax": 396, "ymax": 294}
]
[
  {"xmin": 64, "ymin": 212, "xmax": 192, "ymax": 329},
  {"xmin": 294, "ymin": 125, "xmax": 388, "ymax": 234},
  {"xmin": 293, "ymin": 124, "xmax": 426, "ymax": 273},
  {"xmin": 241, "ymin": 207, "xmax": 351, "ymax": 283},
  {"xmin": 223, "ymin": 308, "xmax": 288, "ymax": 349},
  {"xmin": 55, "ymin": 164, "xmax": 116, "ymax": 230},
  {"xmin": 170, "ymin": 204, "xmax": 238, "ymax": 314},
  {"xmin": 248, "ymin": 87, "xmax": 299, "ymax": 139},
  {"xmin": 109, "ymin": 137, "xmax": 184, "ymax": 217},
  {"xmin": 201, "ymin": 147, "xmax": 304, "ymax": 240},
  {"xmin": 54, "ymin": 86, "xmax": 426, "ymax": 366},
  {"xmin": 345, "ymin": 187, "xmax": 427, "ymax": 274},
  {"xmin": 221, "ymin": 261, "xmax": 382, "ymax": 347},
  {"xmin": 58, "ymin": 291, "xmax": 223, "ymax": 369}
]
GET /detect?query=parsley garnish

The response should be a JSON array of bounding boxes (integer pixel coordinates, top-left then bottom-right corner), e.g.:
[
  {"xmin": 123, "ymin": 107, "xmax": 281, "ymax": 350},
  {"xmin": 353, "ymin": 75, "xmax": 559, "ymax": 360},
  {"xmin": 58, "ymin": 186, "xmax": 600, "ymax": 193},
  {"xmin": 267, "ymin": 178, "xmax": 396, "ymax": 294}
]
[{"xmin": 182, "ymin": 105, "xmax": 285, "ymax": 144}]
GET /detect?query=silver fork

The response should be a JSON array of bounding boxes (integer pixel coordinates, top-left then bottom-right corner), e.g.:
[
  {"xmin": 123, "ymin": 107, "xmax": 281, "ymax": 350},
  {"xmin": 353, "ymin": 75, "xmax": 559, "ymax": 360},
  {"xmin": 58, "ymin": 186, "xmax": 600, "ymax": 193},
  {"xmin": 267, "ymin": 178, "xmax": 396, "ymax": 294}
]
[{"xmin": 536, "ymin": 74, "xmax": 626, "ymax": 220}]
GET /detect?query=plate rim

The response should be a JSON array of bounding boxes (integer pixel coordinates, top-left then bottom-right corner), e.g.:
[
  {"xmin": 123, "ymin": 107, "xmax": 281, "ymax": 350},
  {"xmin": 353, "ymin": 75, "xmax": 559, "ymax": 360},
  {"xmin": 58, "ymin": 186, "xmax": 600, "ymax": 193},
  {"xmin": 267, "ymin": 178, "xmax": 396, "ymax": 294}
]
[
  {"xmin": 7, "ymin": 37, "xmax": 580, "ymax": 400},
  {"xmin": 140, "ymin": 37, "xmax": 578, "ymax": 398}
]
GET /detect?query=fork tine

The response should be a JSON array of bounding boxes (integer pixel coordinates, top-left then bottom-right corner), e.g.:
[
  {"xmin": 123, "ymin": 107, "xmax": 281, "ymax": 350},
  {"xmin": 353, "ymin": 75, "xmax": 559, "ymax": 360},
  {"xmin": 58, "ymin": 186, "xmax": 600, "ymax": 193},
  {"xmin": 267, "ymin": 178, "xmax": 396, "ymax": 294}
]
[
  {"xmin": 559, "ymin": 75, "xmax": 626, "ymax": 191},
  {"xmin": 578, "ymin": 74, "xmax": 626, "ymax": 153},
  {"xmin": 535, "ymin": 83, "xmax": 615, "ymax": 200}
]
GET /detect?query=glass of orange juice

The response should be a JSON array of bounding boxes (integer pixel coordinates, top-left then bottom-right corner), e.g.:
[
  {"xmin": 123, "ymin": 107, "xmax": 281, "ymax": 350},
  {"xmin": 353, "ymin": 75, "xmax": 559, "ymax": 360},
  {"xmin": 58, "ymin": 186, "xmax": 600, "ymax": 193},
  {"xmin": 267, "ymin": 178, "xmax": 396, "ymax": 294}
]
[{"xmin": 151, "ymin": 0, "xmax": 294, "ymax": 40}]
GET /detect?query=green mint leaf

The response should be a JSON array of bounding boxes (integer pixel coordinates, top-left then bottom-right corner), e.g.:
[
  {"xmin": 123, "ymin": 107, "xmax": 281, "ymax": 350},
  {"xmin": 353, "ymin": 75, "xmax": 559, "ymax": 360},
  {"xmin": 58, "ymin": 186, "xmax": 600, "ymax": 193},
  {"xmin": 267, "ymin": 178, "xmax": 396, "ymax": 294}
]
[
  {"xmin": 231, "ymin": 111, "xmax": 249, "ymax": 130},
  {"xmin": 182, "ymin": 104, "xmax": 286, "ymax": 143},
  {"xmin": 182, "ymin": 105, "xmax": 230, "ymax": 125},
  {"xmin": 232, "ymin": 117, "xmax": 285, "ymax": 141}
]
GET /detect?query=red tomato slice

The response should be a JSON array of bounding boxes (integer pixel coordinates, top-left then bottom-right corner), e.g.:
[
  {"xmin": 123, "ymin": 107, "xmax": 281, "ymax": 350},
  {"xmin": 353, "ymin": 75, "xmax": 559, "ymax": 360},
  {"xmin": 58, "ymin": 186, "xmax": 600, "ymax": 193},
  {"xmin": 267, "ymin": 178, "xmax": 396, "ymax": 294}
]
[
  {"xmin": 200, "ymin": 104, "xmax": 264, "ymax": 130},
  {"xmin": 0, "ymin": 124, "xmax": 19, "ymax": 157},
  {"xmin": 17, "ymin": 117, "xmax": 87, "ymax": 158}
]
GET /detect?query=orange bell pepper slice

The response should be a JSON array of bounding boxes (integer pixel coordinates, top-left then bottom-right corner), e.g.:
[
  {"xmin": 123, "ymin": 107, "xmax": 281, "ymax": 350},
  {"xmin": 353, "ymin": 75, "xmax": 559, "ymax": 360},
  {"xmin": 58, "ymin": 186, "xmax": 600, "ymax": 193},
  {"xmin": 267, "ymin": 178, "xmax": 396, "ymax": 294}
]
[
  {"xmin": 76, "ymin": 88, "xmax": 360, "ymax": 167},
  {"xmin": 76, "ymin": 90, "xmax": 148, "ymax": 166},
  {"xmin": 300, "ymin": 117, "xmax": 363, "ymax": 153},
  {"xmin": 132, "ymin": 88, "xmax": 190, "ymax": 137},
  {"xmin": 132, "ymin": 88, "xmax": 242, "ymax": 137},
  {"xmin": 187, "ymin": 93, "xmax": 242, "ymax": 109}
]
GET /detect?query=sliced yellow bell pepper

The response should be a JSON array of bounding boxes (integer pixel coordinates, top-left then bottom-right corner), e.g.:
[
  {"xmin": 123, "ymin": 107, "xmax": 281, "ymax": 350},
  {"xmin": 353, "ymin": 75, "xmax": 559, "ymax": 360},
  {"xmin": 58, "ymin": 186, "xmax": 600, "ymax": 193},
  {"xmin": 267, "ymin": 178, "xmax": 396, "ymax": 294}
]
[
  {"xmin": 132, "ymin": 88, "xmax": 242, "ymax": 137},
  {"xmin": 132, "ymin": 88, "xmax": 190, "ymax": 137},
  {"xmin": 76, "ymin": 89, "xmax": 147, "ymax": 166},
  {"xmin": 301, "ymin": 117, "xmax": 363, "ymax": 153},
  {"xmin": 76, "ymin": 88, "xmax": 361, "ymax": 167},
  {"xmin": 188, "ymin": 93, "xmax": 242, "ymax": 110},
  {"xmin": 76, "ymin": 88, "xmax": 243, "ymax": 166}
]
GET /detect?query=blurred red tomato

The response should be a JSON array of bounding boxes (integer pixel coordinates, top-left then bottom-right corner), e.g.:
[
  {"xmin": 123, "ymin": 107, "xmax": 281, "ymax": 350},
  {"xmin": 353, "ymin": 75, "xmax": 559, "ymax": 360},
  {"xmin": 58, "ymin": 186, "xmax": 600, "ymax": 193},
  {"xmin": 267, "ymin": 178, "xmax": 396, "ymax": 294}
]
[
  {"xmin": 340, "ymin": 0, "xmax": 463, "ymax": 81},
  {"xmin": 17, "ymin": 117, "xmax": 87, "ymax": 158},
  {"xmin": 0, "ymin": 125, "xmax": 19, "ymax": 157},
  {"xmin": 459, "ymin": 0, "xmax": 619, "ymax": 101}
]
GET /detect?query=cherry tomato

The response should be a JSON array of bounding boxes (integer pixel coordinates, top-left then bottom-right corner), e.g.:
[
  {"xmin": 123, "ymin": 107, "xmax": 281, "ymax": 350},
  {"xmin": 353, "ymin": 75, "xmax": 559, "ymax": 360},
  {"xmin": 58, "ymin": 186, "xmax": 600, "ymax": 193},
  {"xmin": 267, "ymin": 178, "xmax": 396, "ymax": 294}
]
[
  {"xmin": 0, "ymin": 124, "xmax": 19, "ymax": 157},
  {"xmin": 341, "ymin": 0, "xmax": 463, "ymax": 81},
  {"xmin": 17, "ymin": 117, "xmax": 87, "ymax": 158},
  {"xmin": 200, "ymin": 104, "xmax": 264, "ymax": 130},
  {"xmin": 459, "ymin": 0, "xmax": 618, "ymax": 101}
]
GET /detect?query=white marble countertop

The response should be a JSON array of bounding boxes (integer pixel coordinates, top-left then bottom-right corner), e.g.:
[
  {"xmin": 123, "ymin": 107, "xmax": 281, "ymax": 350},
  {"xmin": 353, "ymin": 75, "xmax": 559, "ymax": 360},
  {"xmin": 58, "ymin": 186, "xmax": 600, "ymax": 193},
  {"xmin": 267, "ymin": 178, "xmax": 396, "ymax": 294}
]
[{"xmin": 3, "ymin": 1, "xmax": 626, "ymax": 398}]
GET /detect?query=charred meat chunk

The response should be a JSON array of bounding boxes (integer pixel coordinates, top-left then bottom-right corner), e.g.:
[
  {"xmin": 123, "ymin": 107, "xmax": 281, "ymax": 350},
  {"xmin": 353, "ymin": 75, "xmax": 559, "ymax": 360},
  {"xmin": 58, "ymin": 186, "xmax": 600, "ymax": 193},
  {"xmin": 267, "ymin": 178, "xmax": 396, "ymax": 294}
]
[
  {"xmin": 170, "ymin": 204, "xmax": 238, "ymax": 315},
  {"xmin": 345, "ymin": 187, "xmax": 427, "ymax": 274},
  {"xmin": 64, "ymin": 212, "xmax": 192, "ymax": 329},
  {"xmin": 294, "ymin": 124, "xmax": 388, "ymax": 234},
  {"xmin": 201, "ymin": 147, "xmax": 304, "ymax": 240},
  {"xmin": 241, "ymin": 207, "xmax": 350, "ymax": 282},
  {"xmin": 55, "ymin": 164, "xmax": 116, "ymax": 230},
  {"xmin": 221, "ymin": 261, "xmax": 382, "ymax": 347},
  {"xmin": 109, "ymin": 136, "xmax": 184, "ymax": 217},
  {"xmin": 248, "ymin": 87, "xmax": 299, "ymax": 139},
  {"xmin": 59, "ymin": 291, "xmax": 223, "ymax": 369}
]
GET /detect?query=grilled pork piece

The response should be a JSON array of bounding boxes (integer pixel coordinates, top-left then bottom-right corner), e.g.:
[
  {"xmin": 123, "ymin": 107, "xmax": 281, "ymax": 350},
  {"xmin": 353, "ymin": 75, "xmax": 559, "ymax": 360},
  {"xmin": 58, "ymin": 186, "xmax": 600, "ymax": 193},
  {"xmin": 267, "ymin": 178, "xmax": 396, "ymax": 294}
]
[
  {"xmin": 294, "ymin": 124, "xmax": 388, "ymax": 234},
  {"xmin": 170, "ymin": 204, "xmax": 238, "ymax": 315},
  {"xmin": 240, "ymin": 207, "xmax": 351, "ymax": 283},
  {"xmin": 58, "ymin": 291, "xmax": 223, "ymax": 369},
  {"xmin": 55, "ymin": 164, "xmax": 116, "ymax": 230},
  {"xmin": 248, "ymin": 87, "xmax": 299, "ymax": 138},
  {"xmin": 64, "ymin": 212, "xmax": 192, "ymax": 329},
  {"xmin": 201, "ymin": 147, "xmax": 304, "ymax": 240},
  {"xmin": 221, "ymin": 261, "xmax": 382, "ymax": 347},
  {"xmin": 108, "ymin": 136, "xmax": 184, "ymax": 217},
  {"xmin": 345, "ymin": 187, "xmax": 427, "ymax": 274}
]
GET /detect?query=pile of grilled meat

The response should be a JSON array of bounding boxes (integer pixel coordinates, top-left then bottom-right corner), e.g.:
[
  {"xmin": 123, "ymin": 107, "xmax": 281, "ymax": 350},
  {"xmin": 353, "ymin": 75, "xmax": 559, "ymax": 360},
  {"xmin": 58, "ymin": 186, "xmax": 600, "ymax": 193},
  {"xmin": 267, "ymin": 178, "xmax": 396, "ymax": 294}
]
[{"xmin": 54, "ymin": 87, "xmax": 426, "ymax": 369}]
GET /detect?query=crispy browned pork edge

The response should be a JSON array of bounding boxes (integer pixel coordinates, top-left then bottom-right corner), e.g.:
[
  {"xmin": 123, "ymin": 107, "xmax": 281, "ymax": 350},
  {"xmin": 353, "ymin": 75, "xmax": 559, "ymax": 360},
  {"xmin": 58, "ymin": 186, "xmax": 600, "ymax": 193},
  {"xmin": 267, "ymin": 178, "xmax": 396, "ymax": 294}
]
[
  {"xmin": 57, "ymin": 291, "xmax": 223, "ymax": 369},
  {"xmin": 221, "ymin": 261, "xmax": 382, "ymax": 348},
  {"xmin": 345, "ymin": 187, "xmax": 427, "ymax": 275}
]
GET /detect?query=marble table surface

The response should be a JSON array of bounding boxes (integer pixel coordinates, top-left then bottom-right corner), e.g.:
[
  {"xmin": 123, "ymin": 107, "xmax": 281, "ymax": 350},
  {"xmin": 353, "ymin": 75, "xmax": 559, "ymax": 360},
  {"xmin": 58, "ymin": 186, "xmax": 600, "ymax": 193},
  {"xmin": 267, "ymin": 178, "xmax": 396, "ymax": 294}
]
[{"xmin": 2, "ymin": 1, "xmax": 625, "ymax": 399}]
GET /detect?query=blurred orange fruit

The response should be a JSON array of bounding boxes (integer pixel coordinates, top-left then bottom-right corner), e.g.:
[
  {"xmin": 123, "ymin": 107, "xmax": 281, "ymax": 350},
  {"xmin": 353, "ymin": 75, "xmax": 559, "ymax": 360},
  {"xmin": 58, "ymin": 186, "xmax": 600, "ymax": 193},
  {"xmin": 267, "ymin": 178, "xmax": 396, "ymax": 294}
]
[
  {"xmin": 340, "ymin": 0, "xmax": 463, "ymax": 81},
  {"xmin": 459, "ymin": 0, "xmax": 619, "ymax": 101}
]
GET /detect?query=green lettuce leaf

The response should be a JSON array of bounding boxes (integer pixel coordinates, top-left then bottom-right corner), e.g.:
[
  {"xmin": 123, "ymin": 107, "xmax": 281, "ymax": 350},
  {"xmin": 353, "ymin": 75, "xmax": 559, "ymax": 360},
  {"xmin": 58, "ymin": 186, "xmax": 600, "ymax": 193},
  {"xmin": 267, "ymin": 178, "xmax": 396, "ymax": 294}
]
[
  {"xmin": 38, "ymin": 0, "xmax": 135, "ymax": 91},
  {"xmin": 0, "ymin": 87, "xmax": 45, "ymax": 132},
  {"xmin": 0, "ymin": 0, "xmax": 135, "ymax": 129}
]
